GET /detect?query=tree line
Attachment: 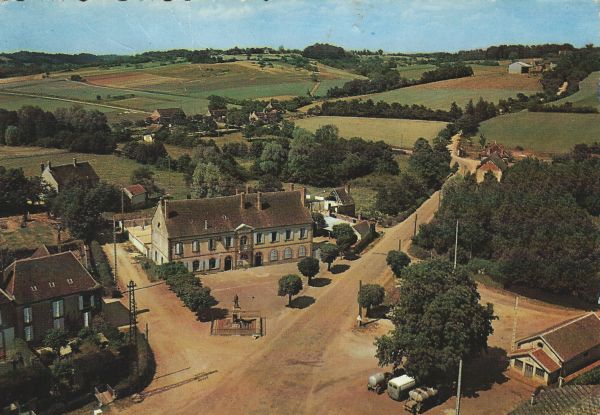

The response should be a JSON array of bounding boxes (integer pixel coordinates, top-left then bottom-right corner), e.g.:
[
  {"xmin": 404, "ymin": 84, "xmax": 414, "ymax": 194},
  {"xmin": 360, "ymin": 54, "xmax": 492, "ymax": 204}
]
[
  {"xmin": 413, "ymin": 156, "xmax": 600, "ymax": 302},
  {"xmin": 0, "ymin": 105, "xmax": 118, "ymax": 154},
  {"xmin": 326, "ymin": 63, "xmax": 474, "ymax": 98}
]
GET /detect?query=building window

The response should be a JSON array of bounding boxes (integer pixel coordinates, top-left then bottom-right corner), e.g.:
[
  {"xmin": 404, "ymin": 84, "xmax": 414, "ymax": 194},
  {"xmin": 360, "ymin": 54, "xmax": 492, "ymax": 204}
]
[
  {"xmin": 240, "ymin": 235, "xmax": 248, "ymax": 246},
  {"xmin": 79, "ymin": 294, "xmax": 94, "ymax": 310},
  {"xmin": 300, "ymin": 228, "xmax": 307, "ymax": 239},
  {"xmin": 174, "ymin": 242, "xmax": 183, "ymax": 255},
  {"xmin": 225, "ymin": 236, "xmax": 232, "ymax": 248},
  {"xmin": 209, "ymin": 239, "xmax": 216, "ymax": 251},
  {"xmin": 154, "ymin": 251, "xmax": 157, "ymax": 261},
  {"xmin": 298, "ymin": 245, "xmax": 307, "ymax": 257},
  {"xmin": 192, "ymin": 240, "xmax": 200, "ymax": 252},
  {"xmin": 256, "ymin": 232, "xmax": 263, "ymax": 244},
  {"xmin": 193, "ymin": 260, "xmax": 200, "ymax": 271},
  {"xmin": 209, "ymin": 258, "xmax": 216, "ymax": 269},
  {"xmin": 52, "ymin": 299, "xmax": 64, "ymax": 319},
  {"xmin": 284, "ymin": 247, "xmax": 292, "ymax": 259},
  {"xmin": 270, "ymin": 250, "xmax": 278, "ymax": 262},
  {"xmin": 23, "ymin": 307, "xmax": 32, "ymax": 324},
  {"xmin": 24, "ymin": 326, "xmax": 33, "ymax": 342},
  {"xmin": 285, "ymin": 229, "xmax": 292, "ymax": 241},
  {"xmin": 535, "ymin": 367, "xmax": 545, "ymax": 378},
  {"xmin": 271, "ymin": 231, "xmax": 278, "ymax": 243},
  {"xmin": 514, "ymin": 359, "xmax": 523, "ymax": 370}
]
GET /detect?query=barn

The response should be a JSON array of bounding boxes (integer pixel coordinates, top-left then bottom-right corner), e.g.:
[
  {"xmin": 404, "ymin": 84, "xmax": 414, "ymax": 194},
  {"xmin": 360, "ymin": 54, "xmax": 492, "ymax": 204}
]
[{"xmin": 508, "ymin": 61, "xmax": 533, "ymax": 74}]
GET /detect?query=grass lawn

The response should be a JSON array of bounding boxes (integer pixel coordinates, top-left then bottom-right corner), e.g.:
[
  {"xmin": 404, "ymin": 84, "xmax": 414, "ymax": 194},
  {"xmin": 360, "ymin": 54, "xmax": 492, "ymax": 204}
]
[
  {"xmin": 295, "ymin": 116, "xmax": 446, "ymax": 148},
  {"xmin": 0, "ymin": 215, "xmax": 70, "ymax": 251},
  {"xmin": 478, "ymin": 111, "xmax": 600, "ymax": 154},
  {"xmin": 0, "ymin": 146, "xmax": 190, "ymax": 198},
  {"xmin": 553, "ymin": 71, "xmax": 600, "ymax": 110}
]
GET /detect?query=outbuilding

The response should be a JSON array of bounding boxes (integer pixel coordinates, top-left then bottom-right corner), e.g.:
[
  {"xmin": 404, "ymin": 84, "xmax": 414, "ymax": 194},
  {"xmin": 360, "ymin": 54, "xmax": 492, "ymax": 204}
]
[{"xmin": 508, "ymin": 61, "xmax": 533, "ymax": 74}]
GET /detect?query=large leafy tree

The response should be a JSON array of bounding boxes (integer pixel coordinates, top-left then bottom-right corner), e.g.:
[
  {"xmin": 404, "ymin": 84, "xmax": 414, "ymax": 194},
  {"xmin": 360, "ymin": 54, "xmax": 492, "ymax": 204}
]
[
  {"xmin": 297, "ymin": 257, "xmax": 320, "ymax": 286},
  {"xmin": 375, "ymin": 260, "xmax": 496, "ymax": 385},
  {"xmin": 386, "ymin": 250, "xmax": 411, "ymax": 277},
  {"xmin": 358, "ymin": 283, "xmax": 385, "ymax": 316},
  {"xmin": 0, "ymin": 166, "xmax": 49, "ymax": 215},
  {"xmin": 332, "ymin": 223, "xmax": 357, "ymax": 256},
  {"xmin": 191, "ymin": 162, "xmax": 238, "ymax": 199},
  {"xmin": 278, "ymin": 274, "xmax": 303, "ymax": 306},
  {"xmin": 43, "ymin": 328, "xmax": 69, "ymax": 356},
  {"xmin": 408, "ymin": 138, "xmax": 451, "ymax": 190},
  {"xmin": 50, "ymin": 181, "xmax": 119, "ymax": 242},
  {"xmin": 319, "ymin": 243, "xmax": 339, "ymax": 271}
]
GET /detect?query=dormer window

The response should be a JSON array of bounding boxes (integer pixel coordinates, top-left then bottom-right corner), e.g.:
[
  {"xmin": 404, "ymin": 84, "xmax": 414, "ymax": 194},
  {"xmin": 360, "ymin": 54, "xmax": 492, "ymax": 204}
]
[
  {"xmin": 67, "ymin": 278, "xmax": 74, "ymax": 285},
  {"xmin": 30, "ymin": 286, "xmax": 38, "ymax": 292},
  {"xmin": 49, "ymin": 281, "xmax": 55, "ymax": 288}
]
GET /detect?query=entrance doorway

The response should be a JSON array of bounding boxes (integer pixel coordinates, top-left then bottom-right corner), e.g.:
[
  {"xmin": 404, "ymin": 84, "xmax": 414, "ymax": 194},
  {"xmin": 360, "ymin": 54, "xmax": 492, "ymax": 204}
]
[
  {"xmin": 224, "ymin": 256, "xmax": 233, "ymax": 271},
  {"xmin": 254, "ymin": 252, "xmax": 263, "ymax": 266}
]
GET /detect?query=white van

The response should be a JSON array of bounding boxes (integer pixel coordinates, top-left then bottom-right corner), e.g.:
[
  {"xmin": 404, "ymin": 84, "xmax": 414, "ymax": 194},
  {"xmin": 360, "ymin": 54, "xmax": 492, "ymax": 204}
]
[{"xmin": 387, "ymin": 374, "xmax": 417, "ymax": 401}]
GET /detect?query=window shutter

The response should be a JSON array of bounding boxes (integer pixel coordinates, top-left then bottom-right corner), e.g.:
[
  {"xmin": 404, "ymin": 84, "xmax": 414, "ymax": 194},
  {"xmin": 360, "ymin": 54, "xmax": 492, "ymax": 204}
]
[
  {"xmin": 215, "ymin": 258, "xmax": 220, "ymax": 268},
  {"xmin": 79, "ymin": 295, "xmax": 84, "ymax": 311},
  {"xmin": 90, "ymin": 295, "xmax": 95, "ymax": 308},
  {"xmin": 254, "ymin": 233, "xmax": 258, "ymax": 244}
]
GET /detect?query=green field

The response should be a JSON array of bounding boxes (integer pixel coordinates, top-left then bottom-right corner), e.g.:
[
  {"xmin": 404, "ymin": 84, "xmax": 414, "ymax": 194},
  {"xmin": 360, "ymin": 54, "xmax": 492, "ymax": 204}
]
[
  {"xmin": 553, "ymin": 71, "xmax": 600, "ymax": 109},
  {"xmin": 0, "ymin": 59, "xmax": 359, "ymax": 123},
  {"xmin": 0, "ymin": 146, "xmax": 190, "ymax": 198},
  {"xmin": 295, "ymin": 116, "xmax": 446, "ymax": 148},
  {"xmin": 479, "ymin": 111, "xmax": 600, "ymax": 153}
]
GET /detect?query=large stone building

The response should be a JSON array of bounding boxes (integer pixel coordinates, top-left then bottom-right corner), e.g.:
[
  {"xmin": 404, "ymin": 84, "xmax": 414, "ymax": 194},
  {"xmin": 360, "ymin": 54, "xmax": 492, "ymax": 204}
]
[
  {"xmin": 150, "ymin": 190, "xmax": 313, "ymax": 272},
  {"xmin": 508, "ymin": 313, "xmax": 600, "ymax": 385},
  {"xmin": 0, "ymin": 247, "xmax": 102, "ymax": 349}
]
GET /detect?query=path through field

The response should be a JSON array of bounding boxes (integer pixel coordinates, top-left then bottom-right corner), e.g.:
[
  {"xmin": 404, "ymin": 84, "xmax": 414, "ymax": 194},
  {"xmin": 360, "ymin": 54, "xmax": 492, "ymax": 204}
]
[{"xmin": 0, "ymin": 90, "xmax": 150, "ymax": 114}]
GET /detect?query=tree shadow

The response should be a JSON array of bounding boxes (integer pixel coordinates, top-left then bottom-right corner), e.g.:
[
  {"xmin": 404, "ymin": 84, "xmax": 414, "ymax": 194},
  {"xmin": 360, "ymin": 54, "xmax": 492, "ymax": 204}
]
[
  {"xmin": 199, "ymin": 307, "xmax": 229, "ymax": 322},
  {"xmin": 330, "ymin": 264, "xmax": 350, "ymax": 275},
  {"xmin": 289, "ymin": 296, "xmax": 316, "ymax": 309},
  {"xmin": 367, "ymin": 304, "xmax": 390, "ymax": 319},
  {"xmin": 344, "ymin": 252, "xmax": 360, "ymax": 261},
  {"xmin": 461, "ymin": 347, "xmax": 509, "ymax": 398},
  {"xmin": 508, "ymin": 285, "xmax": 594, "ymax": 311},
  {"xmin": 310, "ymin": 277, "xmax": 331, "ymax": 287}
]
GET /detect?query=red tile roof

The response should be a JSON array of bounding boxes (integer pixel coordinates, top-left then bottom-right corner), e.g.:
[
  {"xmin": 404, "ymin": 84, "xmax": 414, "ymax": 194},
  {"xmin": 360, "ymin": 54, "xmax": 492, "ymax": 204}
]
[
  {"xmin": 518, "ymin": 313, "xmax": 600, "ymax": 362},
  {"xmin": 125, "ymin": 184, "xmax": 147, "ymax": 196},
  {"xmin": 160, "ymin": 191, "xmax": 312, "ymax": 239},
  {"xmin": 532, "ymin": 349, "xmax": 561, "ymax": 373},
  {"xmin": 2, "ymin": 251, "xmax": 100, "ymax": 304}
]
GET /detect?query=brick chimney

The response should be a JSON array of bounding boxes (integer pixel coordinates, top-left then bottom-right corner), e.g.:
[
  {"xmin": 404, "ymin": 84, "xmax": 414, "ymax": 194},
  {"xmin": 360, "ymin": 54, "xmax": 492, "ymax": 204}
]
[
  {"xmin": 73, "ymin": 157, "xmax": 77, "ymax": 167},
  {"xmin": 257, "ymin": 192, "xmax": 263, "ymax": 210},
  {"xmin": 289, "ymin": 183, "xmax": 295, "ymax": 192},
  {"xmin": 300, "ymin": 187, "xmax": 306, "ymax": 206},
  {"xmin": 345, "ymin": 183, "xmax": 351, "ymax": 195},
  {"xmin": 163, "ymin": 199, "xmax": 168, "ymax": 219},
  {"xmin": 40, "ymin": 163, "xmax": 45, "ymax": 174},
  {"xmin": 240, "ymin": 192, "xmax": 246, "ymax": 209}
]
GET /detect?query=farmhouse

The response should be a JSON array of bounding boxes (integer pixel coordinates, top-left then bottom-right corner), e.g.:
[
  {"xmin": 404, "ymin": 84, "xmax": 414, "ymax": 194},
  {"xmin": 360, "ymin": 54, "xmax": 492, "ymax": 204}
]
[
  {"xmin": 480, "ymin": 141, "xmax": 510, "ymax": 159},
  {"xmin": 0, "ymin": 248, "xmax": 102, "ymax": 347},
  {"xmin": 508, "ymin": 61, "xmax": 533, "ymax": 74},
  {"xmin": 248, "ymin": 102, "xmax": 283, "ymax": 124},
  {"xmin": 207, "ymin": 108, "xmax": 228, "ymax": 123},
  {"xmin": 508, "ymin": 313, "xmax": 600, "ymax": 385},
  {"xmin": 124, "ymin": 184, "xmax": 148, "ymax": 207},
  {"xmin": 150, "ymin": 189, "xmax": 313, "ymax": 272},
  {"xmin": 306, "ymin": 185, "xmax": 356, "ymax": 218},
  {"xmin": 149, "ymin": 108, "xmax": 186, "ymax": 125},
  {"xmin": 41, "ymin": 159, "xmax": 100, "ymax": 192},
  {"xmin": 476, "ymin": 154, "xmax": 508, "ymax": 182}
]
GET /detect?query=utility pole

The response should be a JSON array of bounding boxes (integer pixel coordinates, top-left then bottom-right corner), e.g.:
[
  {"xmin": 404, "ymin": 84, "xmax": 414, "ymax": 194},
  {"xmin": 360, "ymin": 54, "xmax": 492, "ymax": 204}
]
[
  {"xmin": 121, "ymin": 188, "xmax": 124, "ymax": 216},
  {"xmin": 113, "ymin": 218, "xmax": 118, "ymax": 283},
  {"xmin": 168, "ymin": 157, "xmax": 171, "ymax": 191},
  {"xmin": 453, "ymin": 219, "xmax": 459, "ymax": 270},
  {"xmin": 357, "ymin": 280, "xmax": 363, "ymax": 327},
  {"xmin": 455, "ymin": 358, "xmax": 463, "ymax": 415},
  {"xmin": 511, "ymin": 296, "xmax": 519, "ymax": 352},
  {"xmin": 413, "ymin": 213, "xmax": 418, "ymax": 236},
  {"xmin": 127, "ymin": 280, "xmax": 139, "ymax": 384},
  {"xmin": 398, "ymin": 239, "xmax": 402, "ymax": 252}
]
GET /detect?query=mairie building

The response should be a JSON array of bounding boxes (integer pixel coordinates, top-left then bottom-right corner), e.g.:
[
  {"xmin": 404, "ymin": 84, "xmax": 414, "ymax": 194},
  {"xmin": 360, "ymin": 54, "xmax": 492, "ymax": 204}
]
[{"xmin": 150, "ymin": 189, "xmax": 313, "ymax": 273}]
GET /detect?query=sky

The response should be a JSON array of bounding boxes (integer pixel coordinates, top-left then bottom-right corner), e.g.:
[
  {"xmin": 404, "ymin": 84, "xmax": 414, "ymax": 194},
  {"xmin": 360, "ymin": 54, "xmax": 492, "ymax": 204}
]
[{"xmin": 0, "ymin": 0, "xmax": 598, "ymax": 55}]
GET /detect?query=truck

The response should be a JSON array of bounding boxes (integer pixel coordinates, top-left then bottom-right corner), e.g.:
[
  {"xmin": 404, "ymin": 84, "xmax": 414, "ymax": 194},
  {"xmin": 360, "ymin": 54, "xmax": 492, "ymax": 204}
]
[
  {"xmin": 387, "ymin": 375, "xmax": 417, "ymax": 401},
  {"xmin": 367, "ymin": 372, "xmax": 391, "ymax": 394},
  {"xmin": 404, "ymin": 387, "xmax": 439, "ymax": 414}
]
